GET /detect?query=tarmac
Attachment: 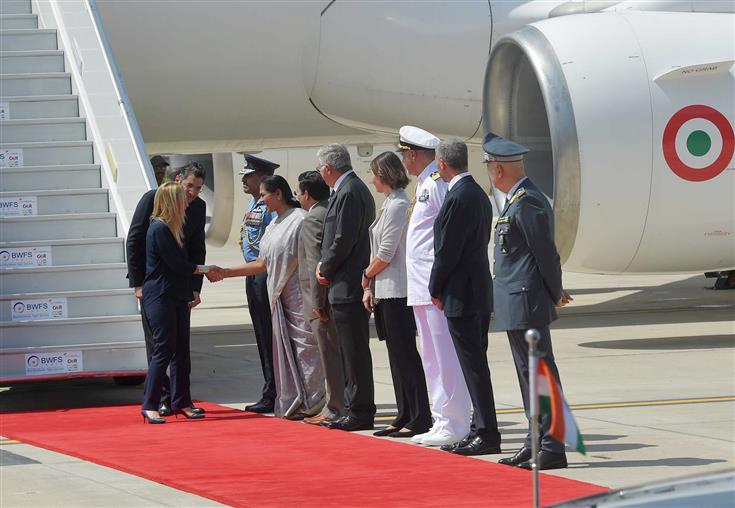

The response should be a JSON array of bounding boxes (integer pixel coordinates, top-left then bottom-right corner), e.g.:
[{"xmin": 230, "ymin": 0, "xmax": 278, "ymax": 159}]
[{"xmin": 1, "ymin": 244, "xmax": 733, "ymax": 507}]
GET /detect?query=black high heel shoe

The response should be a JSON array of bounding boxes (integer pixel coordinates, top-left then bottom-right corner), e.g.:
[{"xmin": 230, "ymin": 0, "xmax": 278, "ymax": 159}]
[
  {"xmin": 174, "ymin": 408, "xmax": 205, "ymax": 420},
  {"xmin": 188, "ymin": 403, "xmax": 205, "ymax": 415},
  {"xmin": 141, "ymin": 410, "xmax": 165, "ymax": 424}
]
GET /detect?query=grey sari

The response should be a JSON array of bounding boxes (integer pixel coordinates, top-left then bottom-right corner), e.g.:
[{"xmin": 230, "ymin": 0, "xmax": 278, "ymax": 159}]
[{"xmin": 260, "ymin": 207, "xmax": 325, "ymax": 418}]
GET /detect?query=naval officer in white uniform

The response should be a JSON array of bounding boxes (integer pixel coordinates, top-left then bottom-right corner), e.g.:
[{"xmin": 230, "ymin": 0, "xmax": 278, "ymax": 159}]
[{"xmin": 400, "ymin": 125, "xmax": 472, "ymax": 447}]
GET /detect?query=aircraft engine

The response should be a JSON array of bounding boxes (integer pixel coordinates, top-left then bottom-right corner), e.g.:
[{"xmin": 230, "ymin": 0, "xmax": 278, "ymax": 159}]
[{"xmin": 484, "ymin": 11, "xmax": 734, "ymax": 274}]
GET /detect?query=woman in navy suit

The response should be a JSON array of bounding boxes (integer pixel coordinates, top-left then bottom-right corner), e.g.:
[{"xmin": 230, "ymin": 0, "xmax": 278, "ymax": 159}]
[{"xmin": 141, "ymin": 182, "xmax": 205, "ymax": 424}]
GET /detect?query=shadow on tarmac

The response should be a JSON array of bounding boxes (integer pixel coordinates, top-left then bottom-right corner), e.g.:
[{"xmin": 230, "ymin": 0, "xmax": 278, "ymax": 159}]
[{"xmin": 580, "ymin": 335, "xmax": 735, "ymax": 350}]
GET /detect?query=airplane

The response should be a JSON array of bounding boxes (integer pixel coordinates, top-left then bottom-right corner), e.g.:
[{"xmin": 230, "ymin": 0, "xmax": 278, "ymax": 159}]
[{"xmin": 96, "ymin": 0, "xmax": 735, "ymax": 280}]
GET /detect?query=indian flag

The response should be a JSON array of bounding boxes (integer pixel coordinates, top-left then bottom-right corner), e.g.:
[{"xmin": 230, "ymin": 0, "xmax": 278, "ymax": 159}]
[{"xmin": 537, "ymin": 358, "xmax": 586, "ymax": 454}]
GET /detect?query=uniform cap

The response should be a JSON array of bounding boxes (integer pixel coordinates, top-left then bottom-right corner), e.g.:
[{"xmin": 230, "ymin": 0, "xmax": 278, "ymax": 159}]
[
  {"xmin": 398, "ymin": 125, "xmax": 441, "ymax": 151},
  {"xmin": 150, "ymin": 155, "xmax": 169, "ymax": 167},
  {"xmin": 239, "ymin": 154, "xmax": 280, "ymax": 176},
  {"xmin": 482, "ymin": 132, "xmax": 529, "ymax": 162}
]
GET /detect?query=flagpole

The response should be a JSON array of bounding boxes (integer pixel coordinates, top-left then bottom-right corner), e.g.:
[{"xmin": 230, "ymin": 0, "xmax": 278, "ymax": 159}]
[{"xmin": 525, "ymin": 328, "xmax": 541, "ymax": 508}]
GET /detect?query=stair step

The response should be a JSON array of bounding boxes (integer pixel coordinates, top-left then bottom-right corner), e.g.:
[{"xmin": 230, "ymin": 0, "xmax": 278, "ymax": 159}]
[
  {"xmin": 0, "ymin": 95, "xmax": 79, "ymax": 119},
  {"xmin": 0, "ymin": 212, "xmax": 116, "ymax": 241},
  {"xmin": 0, "ymin": 288, "xmax": 138, "ymax": 321},
  {"xmin": 0, "ymin": 29, "xmax": 57, "ymax": 51},
  {"xmin": 0, "ymin": 140, "xmax": 93, "ymax": 166},
  {"xmin": 0, "ymin": 117, "xmax": 86, "ymax": 143},
  {"xmin": 0, "ymin": 188, "xmax": 108, "ymax": 214},
  {"xmin": 0, "ymin": 164, "xmax": 101, "ymax": 191},
  {"xmin": 0, "ymin": 262, "xmax": 129, "ymax": 293},
  {"xmin": 0, "ymin": 14, "xmax": 38, "ymax": 30},
  {"xmin": 0, "ymin": 340, "xmax": 146, "ymax": 383},
  {"xmin": 0, "ymin": 50, "xmax": 64, "ymax": 73},
  {"xmin": 0, "ymin": 1, "xmax": 31, "ymax": 16},
  {"xmin": 0, "ymin": 314, "xmax": 143, "ymax": 349},
  {"xmin": 0, "ymin": 72, "xmax": 70, "ymax": 96},
  {"xmin": 0, "ymin": 237, "xmax": 124, "ymax": 267}
]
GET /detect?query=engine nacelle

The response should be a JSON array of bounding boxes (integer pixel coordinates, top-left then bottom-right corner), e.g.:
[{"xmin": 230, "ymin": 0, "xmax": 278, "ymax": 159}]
[{"xmin": 484, "ymin": 11, "xmax": 735, "ymax": 273}]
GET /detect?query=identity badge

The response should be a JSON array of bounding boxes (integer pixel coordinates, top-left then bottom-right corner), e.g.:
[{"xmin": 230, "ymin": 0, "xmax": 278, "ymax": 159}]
[
  {"xmin": 25, "ymin": 351, "xmax": 83, "ymax": 376},
  {"xmin": 0, "ymin": 246, "xmax": 52, "ymax": 268},
  {"xmin": 11, "ymin": 298, "xmax": 68, "ymax": 321},
  {"xmin": 0, "ymin": 149, "xmax": 23, "ymax": 168},
  {"xmin": 0, "ymin": 196, "xmax": 37, "ymax": 216}
]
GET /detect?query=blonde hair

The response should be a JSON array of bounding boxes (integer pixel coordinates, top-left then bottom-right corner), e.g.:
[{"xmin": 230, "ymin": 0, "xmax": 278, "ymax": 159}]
[{"xmin": 152, "ymin": 182, "xmax": 186, "ymax": 246}]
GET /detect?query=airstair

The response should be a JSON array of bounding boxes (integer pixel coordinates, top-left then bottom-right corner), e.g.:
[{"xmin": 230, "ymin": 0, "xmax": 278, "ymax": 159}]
[{"xmin": 0, "ymin": 0, "xmax": 152, "ymax": 383}]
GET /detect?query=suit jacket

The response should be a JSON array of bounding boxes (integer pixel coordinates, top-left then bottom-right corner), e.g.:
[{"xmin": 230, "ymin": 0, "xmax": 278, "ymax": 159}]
[
  {"xmin": 429, "ymin": 174, "xmax": 493, "ymax": 318},
  {"xmin": 143, "ymin": 219, "xmax": 197, "ymax": 302},
  {"xmin": 492, "ymin": 177, "xmax": 562, "ymax": 331},
  {"xmin": 298, "ymin": 200, "xmax": 328, "ymax": 317},
  {"xmin": 126, "ymin": 189, "xmax": 206, "ymax": 293},
  {"xmin": 320, "ymin": 172, "xmax": 376, "ymax": 305}
]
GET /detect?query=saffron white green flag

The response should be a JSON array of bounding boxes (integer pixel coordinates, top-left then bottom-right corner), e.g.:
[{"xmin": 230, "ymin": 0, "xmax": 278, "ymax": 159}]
[{"xmin": 537, "ymin": 358, "xmax": 586, "ymax": 454}]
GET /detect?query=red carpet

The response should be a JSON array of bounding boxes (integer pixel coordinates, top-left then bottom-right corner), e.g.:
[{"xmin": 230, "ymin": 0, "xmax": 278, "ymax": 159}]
[{"xmin": 0, "ymin": 403, "xmax": 606, "ymax": 507}]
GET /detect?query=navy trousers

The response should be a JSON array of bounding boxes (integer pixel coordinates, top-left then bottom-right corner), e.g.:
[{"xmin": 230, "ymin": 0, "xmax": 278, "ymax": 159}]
[
  {"xmin": 374, "ymin": 297, "xmax": 431, "ymax": 432},
  {"xmin": 507, "ymin": 326, "xmax": 565, "ymax": 453},
  {"xmin": 446, "ymin": 313, "xmax": 501, "ymax": 445},
  {"xmin": 246, "ymin": 272, "xmax": 275, "ymax": 402},
  {"xmin": 141, "ymin": 295, "xmax": 192, "ymax": 411},
  {"xmin": 141, "ymin": 305, "xmax": 170, "ymax": 407}
]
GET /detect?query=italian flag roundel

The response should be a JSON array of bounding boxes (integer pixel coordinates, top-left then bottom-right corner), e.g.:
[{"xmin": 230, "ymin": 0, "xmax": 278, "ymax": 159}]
[
  {"xmin": 537, "ymin": 358, "xmax": 586, "ymax": 454},
  {"xmin": 663, "ymin": 105, "xmax": 734, "ymax": 182}
]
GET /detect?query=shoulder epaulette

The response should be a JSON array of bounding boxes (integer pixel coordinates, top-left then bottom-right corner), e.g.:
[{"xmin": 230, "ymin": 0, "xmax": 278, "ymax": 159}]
[
  {"xmin": 430, "ymin": 171, "xmax": 441, "ymax": 181},
  {"xmin": 508, "ymin": 187, "xmax": 526, "ymax": 205}
]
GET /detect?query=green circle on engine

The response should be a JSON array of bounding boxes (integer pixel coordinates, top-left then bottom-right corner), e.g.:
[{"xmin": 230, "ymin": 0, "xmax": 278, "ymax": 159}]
[{"xmin": 687, "ymin": 130, "xmax": 711, "ymax": 157}]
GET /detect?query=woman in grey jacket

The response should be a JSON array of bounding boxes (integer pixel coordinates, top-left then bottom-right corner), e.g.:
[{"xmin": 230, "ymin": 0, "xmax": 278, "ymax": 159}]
[{"xmin": 362, "ymin": 152, "xmax": 431, "ymax": 438}]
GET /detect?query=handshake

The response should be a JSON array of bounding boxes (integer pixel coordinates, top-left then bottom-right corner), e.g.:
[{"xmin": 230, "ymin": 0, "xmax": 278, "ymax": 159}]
[{"xmin": 197, "ymin": 265, "xmax": 227, "ymax": 283}]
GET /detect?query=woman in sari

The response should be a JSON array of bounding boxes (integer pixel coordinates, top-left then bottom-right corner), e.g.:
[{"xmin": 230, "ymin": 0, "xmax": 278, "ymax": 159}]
[{"xmin": 220, "ymin": 175, "xmax": 325, "ymax": 419}]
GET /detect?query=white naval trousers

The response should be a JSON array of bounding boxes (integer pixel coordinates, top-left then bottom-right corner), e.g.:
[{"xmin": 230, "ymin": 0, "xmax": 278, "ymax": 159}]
[{"xmin": 412, "ymin": 304, "xmax": 471, "ymax": 438}]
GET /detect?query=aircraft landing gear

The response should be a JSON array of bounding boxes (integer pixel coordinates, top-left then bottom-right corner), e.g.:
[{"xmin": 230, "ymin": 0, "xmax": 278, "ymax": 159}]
[{"xmin": 705, "ymin": 270, "xmax": 735, "ymax": 290}]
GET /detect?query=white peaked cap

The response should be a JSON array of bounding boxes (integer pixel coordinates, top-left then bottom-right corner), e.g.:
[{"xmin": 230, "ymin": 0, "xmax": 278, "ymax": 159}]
[{"xmin": 398, "ymin": 125, "xmax": 441, "ymax": 150}]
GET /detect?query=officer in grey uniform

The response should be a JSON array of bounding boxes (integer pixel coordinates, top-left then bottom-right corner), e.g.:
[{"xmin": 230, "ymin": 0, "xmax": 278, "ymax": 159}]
[{"xmin": 484, "ymin": 132, "xmax": 572, "ymax": 471}]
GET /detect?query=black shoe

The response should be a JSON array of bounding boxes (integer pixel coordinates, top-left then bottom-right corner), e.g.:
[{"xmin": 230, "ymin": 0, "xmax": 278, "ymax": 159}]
[
  {"xmin": 326, "ymin": 416, "xmax": 374, "ymax": 431},
  {"xmin": 174, "ymin": 408, "xmax": 205, "ymax": 420},
  {"xmin": 449, "ymin": 436, "xmax": 501, "ymax": 456},
  {"xmin": 498, "ymin": 446, "xmax": 532, "ymax": 466},
  {"xmin": 320, "ymin": 415, "xmax": 347, "ymax": 428},
  {"xmin": 373, "ymin": 426, "xmax": 399, "ymax": 437},
  {"xmin": 158, "ymin": 403, "xmax": 172, "ymax": 417},
  {"xmin": 141, "ymin": 410, "xmax": 165, "ymax": 424},
  {"xmin": 245, "ymin": 399, "xmax": 275, "ymax": 413},
  {"xmin": 441, "ymin": 434, "xmax": 473, "ymax": 452},
  {"xmin": 518, "ymin": 450, "xmax": 568, "ymax": 470},
  {"xmin": 188, "ymin": 403, "xmax": 205, "ymax": 415}
]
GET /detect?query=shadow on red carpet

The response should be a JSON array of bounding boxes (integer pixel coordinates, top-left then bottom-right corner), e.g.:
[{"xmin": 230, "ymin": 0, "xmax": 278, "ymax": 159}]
[{"xmin": 0, "ymin": 402, "xmax": 607, "ymax": 507}]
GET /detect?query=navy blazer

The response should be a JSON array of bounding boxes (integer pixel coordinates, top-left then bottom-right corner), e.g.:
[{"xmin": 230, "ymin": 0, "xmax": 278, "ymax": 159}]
[
  {"xmin": 126, "ymin": 189, "xmax": 206, "ymax": 292},
  {"xmin": 429, "ymin": 174, "xmax": 493, "ymax": 318},
  {"xmin": 143, "ymin": 219, "xmax": 197, "ymax": 302},
  {"xmin": 492, "ymin": 178, "xmax": 562, "ymax": 331},
  {"xmin": 320, "ymin": 172, "xmax": 375, "ymax": 305}
]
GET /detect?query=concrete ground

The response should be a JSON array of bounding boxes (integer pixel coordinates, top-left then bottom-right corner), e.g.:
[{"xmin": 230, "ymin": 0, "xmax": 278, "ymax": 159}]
[{"xmin": 1, "ymin": 245, "xmax": 733, "ymax": 507}]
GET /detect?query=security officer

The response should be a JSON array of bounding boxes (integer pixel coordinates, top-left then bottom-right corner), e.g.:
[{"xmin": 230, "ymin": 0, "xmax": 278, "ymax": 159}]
[
  {"xmin": 240, "ymin": 154, "xmax": 278, "ymax": 413},
  {"xmin": 484, "ymin": 132, "xmax": 572, "ymax": 471},
  {"xmin": 401, "ymin": 125, "xmax": 472, "ymax": 447}
]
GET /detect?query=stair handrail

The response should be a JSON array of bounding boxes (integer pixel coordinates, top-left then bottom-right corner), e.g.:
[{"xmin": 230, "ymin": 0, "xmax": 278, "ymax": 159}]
[
  {"xmin": 38, "ymin": 0, "xmax": 156, "ymax": 234},
  {"xmin": 85, "ymin": 0, "xmax": 156, "ymax": 191}
]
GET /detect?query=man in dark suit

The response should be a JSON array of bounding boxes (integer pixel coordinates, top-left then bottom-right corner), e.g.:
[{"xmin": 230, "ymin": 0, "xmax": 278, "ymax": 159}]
[
  {"xmin": 126, "ymin": 161, "xmax": 207, "ymax": 416},
  {"xmin": 484, "ymin": 132, "xmax": 572, "ymax": 471},
  {"xmin": 429, "ymin": 140, "xmax": 501, "ymax": 456},
  {"xmin": 315, "ymin": 143, "xmax": 376, "ymax": 431},
  {"xmin": 296, "ymin": 171, "xmax": 345, "ymax": 425}
]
